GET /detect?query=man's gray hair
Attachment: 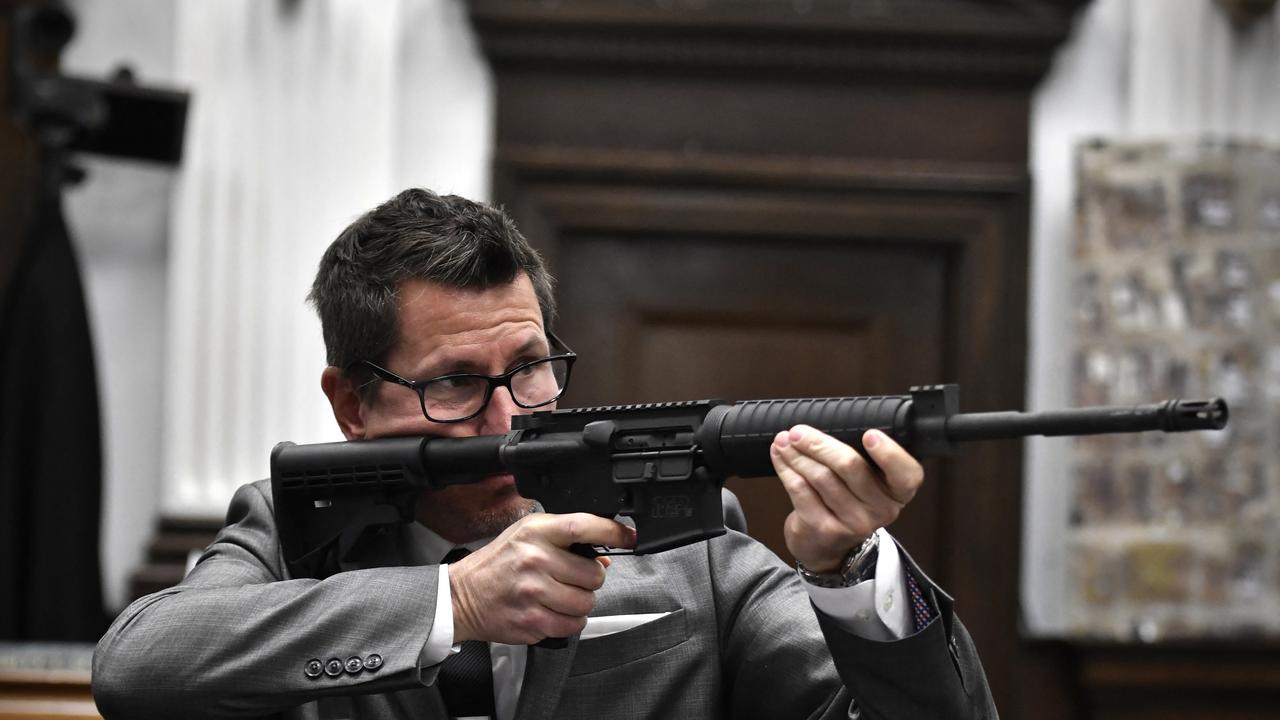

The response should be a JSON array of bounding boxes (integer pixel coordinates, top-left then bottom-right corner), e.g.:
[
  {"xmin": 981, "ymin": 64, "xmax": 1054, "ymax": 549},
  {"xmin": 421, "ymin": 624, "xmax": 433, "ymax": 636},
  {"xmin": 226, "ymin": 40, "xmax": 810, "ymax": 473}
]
[{"xmin": 308, "ymin": 188, "xmax": 556, "ymax": 380}]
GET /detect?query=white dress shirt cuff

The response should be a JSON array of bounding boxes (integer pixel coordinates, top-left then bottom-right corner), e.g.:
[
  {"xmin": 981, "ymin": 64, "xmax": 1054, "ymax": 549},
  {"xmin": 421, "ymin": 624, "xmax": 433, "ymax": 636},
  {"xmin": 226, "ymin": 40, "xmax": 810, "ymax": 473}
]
[
  {"xmin": 418, "ymin": 564, "xmax": 457, "ymax": 671},
  {"xmin": 802, "ymin": 528, "xmax": 913, "ymax": 641}
]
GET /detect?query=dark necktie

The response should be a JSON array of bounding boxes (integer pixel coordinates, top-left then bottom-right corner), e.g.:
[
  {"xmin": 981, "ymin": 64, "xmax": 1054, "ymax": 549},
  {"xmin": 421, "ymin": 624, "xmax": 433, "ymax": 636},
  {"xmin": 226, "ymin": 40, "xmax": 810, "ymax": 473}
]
[{"xmin": 439, "ymin": 547, "xmax": 495, "ymax": 718}]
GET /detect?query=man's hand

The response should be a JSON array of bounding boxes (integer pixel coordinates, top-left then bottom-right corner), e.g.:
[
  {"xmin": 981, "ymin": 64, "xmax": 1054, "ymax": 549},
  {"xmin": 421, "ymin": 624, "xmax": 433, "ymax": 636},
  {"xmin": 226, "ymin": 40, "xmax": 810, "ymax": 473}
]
[
  {"xmin": 448, "ymin": 513, "xmax": 636, "ymax": 645},
  {"xmin": 771, "ymin": 425, "xmax": 924, "ymax": 573}
]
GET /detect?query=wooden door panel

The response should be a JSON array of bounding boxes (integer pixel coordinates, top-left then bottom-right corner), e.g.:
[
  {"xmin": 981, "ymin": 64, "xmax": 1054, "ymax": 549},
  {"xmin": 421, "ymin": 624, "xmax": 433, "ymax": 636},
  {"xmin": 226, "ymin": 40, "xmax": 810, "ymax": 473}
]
[{"xmin": 553, "ymin": 232, "xmax": 946, "ymax": 567}]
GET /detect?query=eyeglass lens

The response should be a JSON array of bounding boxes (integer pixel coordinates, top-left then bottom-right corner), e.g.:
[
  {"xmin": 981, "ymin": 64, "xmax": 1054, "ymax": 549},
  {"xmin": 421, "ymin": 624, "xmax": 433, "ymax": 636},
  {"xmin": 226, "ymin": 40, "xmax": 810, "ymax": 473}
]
[{"xmin": 422, "ymin": 357, "xmax": 570, "ymax": 421}]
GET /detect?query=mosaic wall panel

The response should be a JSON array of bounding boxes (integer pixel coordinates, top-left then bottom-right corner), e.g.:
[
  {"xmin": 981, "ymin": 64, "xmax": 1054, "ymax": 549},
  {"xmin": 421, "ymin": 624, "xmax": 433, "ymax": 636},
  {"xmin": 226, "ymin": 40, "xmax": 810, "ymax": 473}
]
[{"xmin": 1068, "ymin": 140, "xmax": 1280, "ymax": 640}]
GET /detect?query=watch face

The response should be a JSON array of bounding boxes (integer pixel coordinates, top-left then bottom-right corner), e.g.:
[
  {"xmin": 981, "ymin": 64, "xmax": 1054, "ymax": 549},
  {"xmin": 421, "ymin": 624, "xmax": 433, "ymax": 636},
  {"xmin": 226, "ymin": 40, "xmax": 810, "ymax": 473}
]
[{"xmin": 852, "ymin": 547, "xmax": 880, "ymax": 583}]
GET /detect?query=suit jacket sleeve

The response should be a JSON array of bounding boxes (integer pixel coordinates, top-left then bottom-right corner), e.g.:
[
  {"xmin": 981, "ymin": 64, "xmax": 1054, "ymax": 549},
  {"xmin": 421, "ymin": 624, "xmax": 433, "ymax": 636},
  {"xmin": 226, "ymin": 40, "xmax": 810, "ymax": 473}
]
[
  {"xmin": 812, "ymin": 538, "xmax": 998, "ymax": 720},
  {"xmin": 92, "ymin": 480, "xmax": 439, "ymax": 720},
  {"xmin": 710, "ymin": 528, "xmax": 997, "ymax": 720}
]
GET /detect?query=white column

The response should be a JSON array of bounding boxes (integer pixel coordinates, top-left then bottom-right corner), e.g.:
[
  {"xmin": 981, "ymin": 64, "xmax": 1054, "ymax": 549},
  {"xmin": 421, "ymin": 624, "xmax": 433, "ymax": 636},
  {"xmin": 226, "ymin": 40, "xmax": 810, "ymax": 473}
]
[
  {"xmin": 163, "ymin": 0, "xmax": 404, "ymax": 516},
  {"xmin": 162, "ymin": 0, "xmax": 494, "ymax": 517}
]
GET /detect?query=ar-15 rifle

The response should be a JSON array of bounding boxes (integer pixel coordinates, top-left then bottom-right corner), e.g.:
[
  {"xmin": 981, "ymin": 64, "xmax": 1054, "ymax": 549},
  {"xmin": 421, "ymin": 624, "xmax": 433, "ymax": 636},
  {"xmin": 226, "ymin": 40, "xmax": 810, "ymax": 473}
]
[{"xmin": 270, "ymin": 384, "xmax": 1227, "ymax": 580}]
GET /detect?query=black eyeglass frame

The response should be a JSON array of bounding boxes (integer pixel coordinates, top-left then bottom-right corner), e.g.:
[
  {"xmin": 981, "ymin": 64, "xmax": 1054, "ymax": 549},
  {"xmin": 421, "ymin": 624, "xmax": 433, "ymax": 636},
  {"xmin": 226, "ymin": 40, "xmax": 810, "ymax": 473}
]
[{"xmin": 350, "ymin": 331, "xmax": 577, "ymax": 424}]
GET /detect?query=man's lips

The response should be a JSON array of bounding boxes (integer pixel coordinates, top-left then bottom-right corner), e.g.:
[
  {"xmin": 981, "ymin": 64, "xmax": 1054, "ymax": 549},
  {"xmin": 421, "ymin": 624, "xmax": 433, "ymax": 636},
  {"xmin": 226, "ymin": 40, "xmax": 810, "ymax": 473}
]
[{"xmin": 479, "ymin": 473, "xmax": 516, "ymax": 488}]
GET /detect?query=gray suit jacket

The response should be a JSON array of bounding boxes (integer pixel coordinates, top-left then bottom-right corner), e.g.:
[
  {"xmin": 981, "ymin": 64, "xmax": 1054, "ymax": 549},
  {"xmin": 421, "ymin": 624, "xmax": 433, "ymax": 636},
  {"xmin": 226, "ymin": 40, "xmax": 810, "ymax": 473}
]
[{"xmin": 93, "ymin": 479, "xmax": 996, "ymax": 720}]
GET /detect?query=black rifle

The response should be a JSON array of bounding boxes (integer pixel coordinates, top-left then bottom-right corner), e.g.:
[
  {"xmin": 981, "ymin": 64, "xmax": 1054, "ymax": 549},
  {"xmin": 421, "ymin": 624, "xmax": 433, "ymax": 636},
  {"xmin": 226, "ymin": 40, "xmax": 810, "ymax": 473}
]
[{"xmin": 270, "ymin": 384, "xmax": 1227, "ymax": 580}]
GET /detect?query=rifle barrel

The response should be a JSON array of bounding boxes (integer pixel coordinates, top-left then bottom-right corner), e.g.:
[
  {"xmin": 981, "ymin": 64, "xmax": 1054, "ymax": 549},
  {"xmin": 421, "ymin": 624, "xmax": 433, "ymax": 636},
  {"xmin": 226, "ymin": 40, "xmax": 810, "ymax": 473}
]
[{"xmin": 944, "ymin": 398, "xmax": 1228, "ymax": 441}]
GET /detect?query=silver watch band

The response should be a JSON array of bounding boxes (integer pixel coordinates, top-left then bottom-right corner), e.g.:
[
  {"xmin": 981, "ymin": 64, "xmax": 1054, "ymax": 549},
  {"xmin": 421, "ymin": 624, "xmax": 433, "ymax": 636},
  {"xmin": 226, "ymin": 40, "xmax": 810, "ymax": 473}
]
[{"xmin": 796, "ymin": 532, "xmax": 880, "ymax": 589}]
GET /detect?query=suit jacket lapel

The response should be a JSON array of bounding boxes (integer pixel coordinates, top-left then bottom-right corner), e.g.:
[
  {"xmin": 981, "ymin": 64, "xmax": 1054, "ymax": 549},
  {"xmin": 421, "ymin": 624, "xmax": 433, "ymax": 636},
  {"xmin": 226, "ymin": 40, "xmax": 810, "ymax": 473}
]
[{"xmin": 513, "ymin": 638, "xmax": 578, "ymax": 720}]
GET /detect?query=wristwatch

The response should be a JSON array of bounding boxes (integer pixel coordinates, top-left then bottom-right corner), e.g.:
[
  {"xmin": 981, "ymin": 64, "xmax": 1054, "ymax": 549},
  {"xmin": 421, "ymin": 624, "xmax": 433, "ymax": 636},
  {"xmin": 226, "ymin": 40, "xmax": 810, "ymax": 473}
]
[{"xmin": 796, "ymin": 532, "xmax": 880, "ymax": 589}]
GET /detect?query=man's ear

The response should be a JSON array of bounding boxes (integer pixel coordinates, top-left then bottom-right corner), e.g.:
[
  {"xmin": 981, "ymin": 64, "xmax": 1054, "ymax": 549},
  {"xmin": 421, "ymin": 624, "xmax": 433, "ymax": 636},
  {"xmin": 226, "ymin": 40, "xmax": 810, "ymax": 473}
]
[{"xmin": 321, "ymin": 366, "xmax": 367, "ymax": 440}]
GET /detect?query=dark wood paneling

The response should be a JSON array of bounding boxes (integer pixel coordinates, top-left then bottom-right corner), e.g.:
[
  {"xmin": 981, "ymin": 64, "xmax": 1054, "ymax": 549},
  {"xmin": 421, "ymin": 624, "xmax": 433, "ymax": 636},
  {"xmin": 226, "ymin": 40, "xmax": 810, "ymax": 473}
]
[
  {"xmin": 495, "ymin": 75, "xmax": 1032, "ymax": 165},
  {"xmin": 469, "ymin": 0, "xmax": 1087, "ymax": 86},
  {"xmin": 471, "ymin": 1, "xmax": 1070, "ymax": 716},
  {"xmin": 491, "ymin": 157, "xmax": 1033, "ymax": 714},
  {"xmin": 554, "ymin": 232, "xmax": 947, "ymax": 568},
  {"xmin": 1079, "ymin": 643, "xmax": 1280, "ymax": 720}
]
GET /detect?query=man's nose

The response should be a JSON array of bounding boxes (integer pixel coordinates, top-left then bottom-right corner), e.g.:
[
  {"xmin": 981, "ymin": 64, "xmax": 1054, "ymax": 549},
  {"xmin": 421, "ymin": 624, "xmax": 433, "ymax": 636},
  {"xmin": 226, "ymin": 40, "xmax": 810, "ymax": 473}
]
[{"xmin": 478, "ymin": 386, "xmax": 521, "ymax": 435}]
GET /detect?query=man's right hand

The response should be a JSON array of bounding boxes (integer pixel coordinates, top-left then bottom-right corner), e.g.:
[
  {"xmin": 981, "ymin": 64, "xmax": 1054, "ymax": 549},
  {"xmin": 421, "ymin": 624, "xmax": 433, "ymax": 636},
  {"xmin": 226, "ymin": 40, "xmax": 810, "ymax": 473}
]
[{"xmin": 448, "ymin": 513, "xmax": 636, "ymax": 645}]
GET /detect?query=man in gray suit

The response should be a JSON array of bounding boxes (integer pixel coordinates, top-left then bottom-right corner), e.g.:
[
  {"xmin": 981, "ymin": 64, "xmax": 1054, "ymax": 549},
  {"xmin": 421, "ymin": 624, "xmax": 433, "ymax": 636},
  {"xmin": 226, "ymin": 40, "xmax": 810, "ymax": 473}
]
[{"xmin": 93, "ymin": 189, "xmax": 997, "ymax": 719}]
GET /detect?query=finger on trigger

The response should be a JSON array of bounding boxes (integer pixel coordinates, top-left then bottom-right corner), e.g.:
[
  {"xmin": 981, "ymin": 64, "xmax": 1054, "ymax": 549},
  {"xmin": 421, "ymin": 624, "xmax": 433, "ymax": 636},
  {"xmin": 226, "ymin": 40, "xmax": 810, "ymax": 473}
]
[{"xmin": 548, "ymin": 513, "xmax": 636, "ymax": 551}]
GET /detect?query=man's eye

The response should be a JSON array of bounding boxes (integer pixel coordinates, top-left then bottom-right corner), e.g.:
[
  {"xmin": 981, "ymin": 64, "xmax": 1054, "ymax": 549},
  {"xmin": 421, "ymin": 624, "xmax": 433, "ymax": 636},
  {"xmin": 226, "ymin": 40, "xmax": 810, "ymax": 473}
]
[
  {"xmin": 509, "ymin": 356, "xmax": 542, "ymax": 372},
  {"xmin": 433, "ymin": 376, "xmax": 471, "ymax": 390}
]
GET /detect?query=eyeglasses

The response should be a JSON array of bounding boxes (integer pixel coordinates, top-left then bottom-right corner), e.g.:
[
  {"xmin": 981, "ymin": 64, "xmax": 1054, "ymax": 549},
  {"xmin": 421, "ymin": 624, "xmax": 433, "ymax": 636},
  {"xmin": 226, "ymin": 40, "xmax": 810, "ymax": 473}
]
[{"xmin": 351, "ymin": 332, "xmax": 576, "ymax": 423}]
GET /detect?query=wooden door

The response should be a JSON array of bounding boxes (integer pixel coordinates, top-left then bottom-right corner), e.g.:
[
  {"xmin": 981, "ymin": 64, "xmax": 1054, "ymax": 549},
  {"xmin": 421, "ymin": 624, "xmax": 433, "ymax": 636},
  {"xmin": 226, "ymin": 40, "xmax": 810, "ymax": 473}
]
[
  {"xmin": 554, "ymin": 231, "xmax": 947, "ymax": 568},
  {"xmin": 473, "ymin": 2, "xmax": 1082, "ymax": 714}
]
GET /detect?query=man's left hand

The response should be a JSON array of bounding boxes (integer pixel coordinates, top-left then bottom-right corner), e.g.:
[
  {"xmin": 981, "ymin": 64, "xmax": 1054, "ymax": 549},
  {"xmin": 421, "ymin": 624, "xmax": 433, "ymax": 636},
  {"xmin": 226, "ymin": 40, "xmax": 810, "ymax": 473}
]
[{"xmin": 770, "ymin": 425, "xmax": 924, "ymax": 574}]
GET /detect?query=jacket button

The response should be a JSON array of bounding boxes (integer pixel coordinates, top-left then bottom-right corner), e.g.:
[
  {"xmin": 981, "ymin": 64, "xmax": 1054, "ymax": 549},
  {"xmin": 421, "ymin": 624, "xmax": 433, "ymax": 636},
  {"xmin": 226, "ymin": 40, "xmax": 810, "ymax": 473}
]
[
  {"xmin": 324, "ymin": 658, "xmax": 344, "ymax": 677},
  {"xmin": 345, "ymin": 657, "xmax": 364, "ymax": 675},
  {"xmin": 364, "ymin": 653, "xmax": 383, "ymax": 671},
  {"xmin": 304, "ymin": 659, "xmax": 324, "ymax": 679}
]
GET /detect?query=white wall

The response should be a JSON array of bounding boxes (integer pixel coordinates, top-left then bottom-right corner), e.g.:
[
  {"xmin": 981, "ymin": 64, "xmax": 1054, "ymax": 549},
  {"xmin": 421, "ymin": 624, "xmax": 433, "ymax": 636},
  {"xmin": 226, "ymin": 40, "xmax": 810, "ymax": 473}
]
[
  {"xmin": 393, "ymin": 0, "xmax": 494, "ymax": 196},
  {"xmin": 64, "ymin": 0, "xmax": 492, "ymax": 611},
  {"xmin": 1024, "ymin": 0, "xmax": 1130, "ymax": 638},
  {"xmin": 159, "ymin": 0, "xmax": 494, "ymax": 517}
]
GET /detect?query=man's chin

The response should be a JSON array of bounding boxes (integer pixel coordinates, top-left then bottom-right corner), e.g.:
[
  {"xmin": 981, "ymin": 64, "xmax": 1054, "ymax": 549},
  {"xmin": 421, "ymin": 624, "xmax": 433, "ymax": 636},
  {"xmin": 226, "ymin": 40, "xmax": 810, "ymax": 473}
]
[
  {"xmin": 468, "ymin": 496, "xmax": 537, "ymax": 537},
  {"xmin": 414, "ymin": 480, "xmax": 535, "ymax": 542}
]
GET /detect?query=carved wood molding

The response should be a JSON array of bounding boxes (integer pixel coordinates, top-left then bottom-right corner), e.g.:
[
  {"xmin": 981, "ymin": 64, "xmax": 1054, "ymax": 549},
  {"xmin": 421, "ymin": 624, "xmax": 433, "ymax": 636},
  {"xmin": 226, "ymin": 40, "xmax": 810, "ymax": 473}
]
[
  {"xmin": 513, "ymin": 182, "xmax": 1012, "ymax": 243},
  {"xmin": 469, "ymin": 0, "xmax": 1088, "ymax": 84},
  {"xmin": 494, "ymin": 144, "xmax": 1026, "ymax": 299},
  {"xmin": 498, "ymin": 144, "xmax": 1029, "ymax": 195},
  {"xmin": 1075, "ymin": 642, "xmax": 1280, "ymax": 717},
  {"xmin": 1080, "ymin": 642, "xmax": 1280, "ymax": 689}
]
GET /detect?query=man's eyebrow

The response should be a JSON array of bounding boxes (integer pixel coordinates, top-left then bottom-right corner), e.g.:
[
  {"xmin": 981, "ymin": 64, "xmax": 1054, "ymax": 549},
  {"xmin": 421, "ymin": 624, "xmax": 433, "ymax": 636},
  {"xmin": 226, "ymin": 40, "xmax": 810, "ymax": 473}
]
[
  {"xmin": 512, "ymin": 334, "xmax": 550, "ymax": 358},
  {"xmin": 418, "ymin": 334, "xmax": 549, "ymax": 378},
  {"xmin": 425, "ymin": 358, "xmax": 484, "ymax": 377}
]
